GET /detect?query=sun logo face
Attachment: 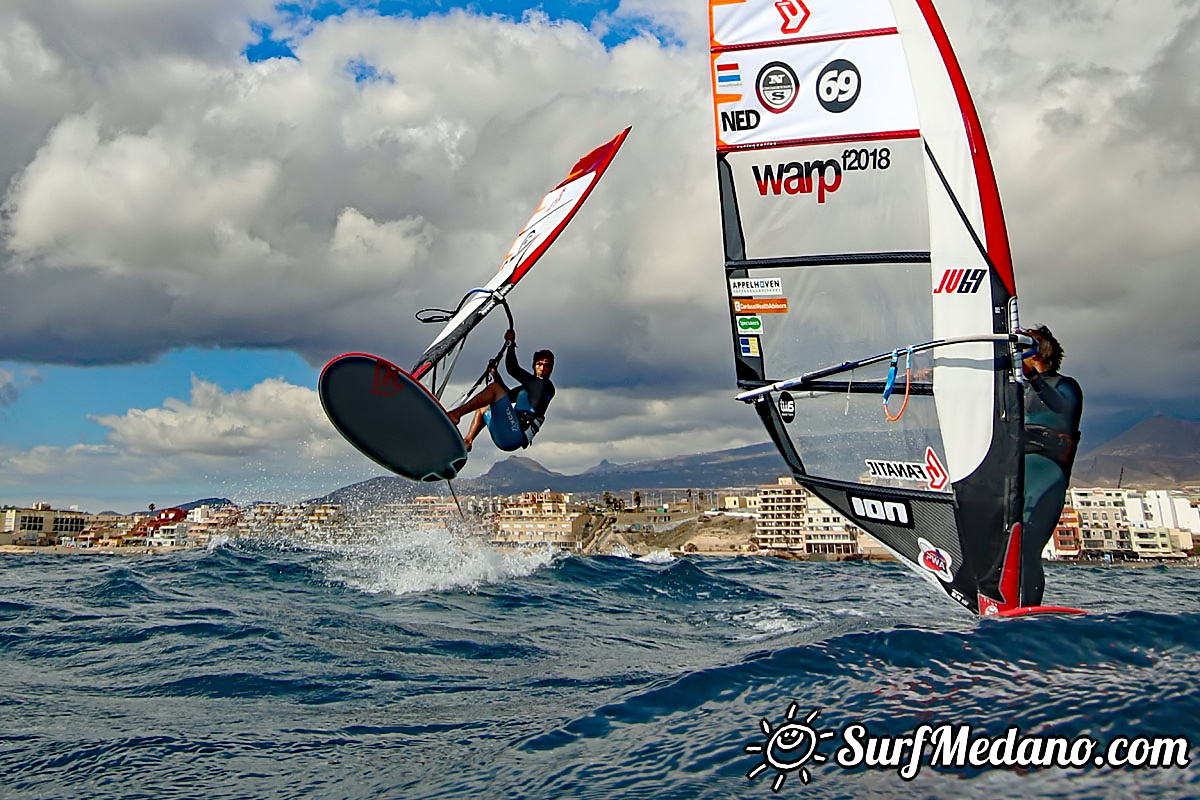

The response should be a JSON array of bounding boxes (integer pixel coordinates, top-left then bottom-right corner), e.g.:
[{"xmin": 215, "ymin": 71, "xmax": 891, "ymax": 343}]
[{"xmin": 745, "ymin": 704, "xmax": 835, "ymax": 791}]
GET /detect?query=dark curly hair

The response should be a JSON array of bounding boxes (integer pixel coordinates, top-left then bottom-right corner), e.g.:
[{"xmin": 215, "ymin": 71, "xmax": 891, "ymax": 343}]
[{"xmin": 1026, "ymin": 325, "xmax": 1064, "ymax": 372}]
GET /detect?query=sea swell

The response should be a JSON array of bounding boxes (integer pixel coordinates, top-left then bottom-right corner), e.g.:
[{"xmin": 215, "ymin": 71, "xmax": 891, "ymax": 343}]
[{"xmin": 1, "ymin": 535, "xmax": 1196, "ymax": 799}]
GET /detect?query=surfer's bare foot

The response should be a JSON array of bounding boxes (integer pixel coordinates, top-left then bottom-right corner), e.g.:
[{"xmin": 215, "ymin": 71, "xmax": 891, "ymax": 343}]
[{"xmin": 463, "ymin": 437, "xmax": 473, "ymax": 452}]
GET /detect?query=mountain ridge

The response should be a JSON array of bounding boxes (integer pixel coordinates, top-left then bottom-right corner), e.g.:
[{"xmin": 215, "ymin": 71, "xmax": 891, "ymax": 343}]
[{"xmin": 311, "ymin": 415, "xmax": 1200, "ymax": 508}]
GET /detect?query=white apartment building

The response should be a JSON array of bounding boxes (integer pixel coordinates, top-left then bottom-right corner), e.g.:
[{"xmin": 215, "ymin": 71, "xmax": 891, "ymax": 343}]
[
  {"xmin": 1069, "ymin": 488, "xmax": 1133, "ymax": 555},
  {"xmin": 147, "ymin": 522, "xmax": 192, "ymax": 548},
  {"xmin": 491, "ymin": 491, "xmax": 586, "ymax": 551},
  {"xmin": 754, "ymin": 477, "xmax": 809, "ymax": 552},
  {"xmin": 1069, "ymin": 488, "xmax": 1196, "ymax": 559},
  {"xmin": 722, "ymin": 493, "xmax": 760, "ymax": 513},
  {"xmin": 1129, "ymin": 527, "xmax": 1183, "ymax": 560},
  {"xmin": 753, "ymin": 477, "xmax": 870, "ymax": 556},
  {"xmin": 1126, "ymin": 490, "xmax": 1200, "ymax": 534},
  {"xmin": 800, "ymin": 492, "xmax": 858, "ymax": 556},
  {"xmin": 1, "ymin": 504, "xmax": 87, "ymax": 546}
]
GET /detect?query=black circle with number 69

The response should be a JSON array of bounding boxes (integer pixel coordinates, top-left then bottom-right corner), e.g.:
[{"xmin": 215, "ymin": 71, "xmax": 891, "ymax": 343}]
[{"xmin": 816, "ymin": 59, "xmax": 861, "ymax": 113}]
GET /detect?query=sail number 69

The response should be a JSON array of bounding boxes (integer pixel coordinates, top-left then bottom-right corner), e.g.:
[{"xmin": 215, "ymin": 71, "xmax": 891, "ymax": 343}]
[{"xmin": 816, "ymin": 59, "xmax": 862, "ymax": 113}]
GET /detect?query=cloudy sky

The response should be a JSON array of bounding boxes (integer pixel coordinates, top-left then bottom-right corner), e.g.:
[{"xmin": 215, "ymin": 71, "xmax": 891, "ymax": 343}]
[{"xmin": 1, "ymin": 0, "xmax": 1197, "ymax": 512}]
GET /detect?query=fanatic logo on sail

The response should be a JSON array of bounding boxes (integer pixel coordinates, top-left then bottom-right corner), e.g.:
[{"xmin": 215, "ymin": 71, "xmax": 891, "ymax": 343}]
[{"xmin": 864, "ymin": 448, "xmax": 949, "ymax": 491}]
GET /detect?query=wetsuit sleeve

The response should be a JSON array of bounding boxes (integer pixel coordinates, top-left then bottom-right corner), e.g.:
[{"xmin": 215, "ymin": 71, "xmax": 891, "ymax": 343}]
[
  {"xmin": 505, "ymin": 345, "xmax": 534, "ymax": 386},
  {"xmin": 1029, "ymin": 372, "xmax": 1081, "ymax": 418}
]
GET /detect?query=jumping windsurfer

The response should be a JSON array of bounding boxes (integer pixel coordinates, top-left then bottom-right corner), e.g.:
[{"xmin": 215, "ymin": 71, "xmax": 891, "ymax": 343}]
[
  {"xmin": 447, "ymin": 331, "xmax": 555, "ymax": 452},
  {"xmin": 1020, "ymin": 325, "xmax": 1083, "ymax": 606}
]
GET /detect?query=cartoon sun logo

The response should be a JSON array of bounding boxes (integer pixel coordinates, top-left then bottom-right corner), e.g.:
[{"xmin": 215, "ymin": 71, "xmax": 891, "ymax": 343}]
[{"xmin": 745, "ymin": 703, "xmax": 835, "ymax": 791}]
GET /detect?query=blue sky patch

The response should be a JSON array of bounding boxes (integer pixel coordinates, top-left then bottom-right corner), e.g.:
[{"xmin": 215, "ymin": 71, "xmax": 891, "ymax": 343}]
[{"xmin": 244, "ymin": 22, "xmax": 297, "ymax": 62}]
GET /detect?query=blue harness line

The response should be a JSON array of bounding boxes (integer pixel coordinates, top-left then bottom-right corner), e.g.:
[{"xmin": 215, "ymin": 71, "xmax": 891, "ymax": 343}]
[{"xmin": 882, "ymin": 347, "xmax": 913, "ymax": 422}]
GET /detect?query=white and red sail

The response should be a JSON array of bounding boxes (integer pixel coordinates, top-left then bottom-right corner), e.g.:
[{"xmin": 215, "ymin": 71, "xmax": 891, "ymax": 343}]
[
  {"xmin": 710, "ymin": 0, "xmax": 1030, "ymax": 613},
  {"xmin": 413, "ymin": 127, "xmax": 631, "ymax": 381}
]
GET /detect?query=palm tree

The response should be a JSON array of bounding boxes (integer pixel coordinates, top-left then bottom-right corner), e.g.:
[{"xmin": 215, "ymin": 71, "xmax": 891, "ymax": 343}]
[{"xmin": 633, "ymin": 491, "xmax": 642, "ymax": 510}]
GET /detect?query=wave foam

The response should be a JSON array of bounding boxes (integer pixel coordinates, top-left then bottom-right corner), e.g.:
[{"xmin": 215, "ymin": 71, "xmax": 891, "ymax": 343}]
[{"xmin": 307, "ymin": 520, "xmax": 558, "ymax": 596}]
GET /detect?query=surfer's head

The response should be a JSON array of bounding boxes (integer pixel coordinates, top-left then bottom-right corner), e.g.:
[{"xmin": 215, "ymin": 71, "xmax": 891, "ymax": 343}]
[
  {"xmin": 533, "ymin": 349, "xmax": 554, "ymax": 378},
  {"xmin": 1025, "ymin": 325, "xmax": 1063, "ymax": 372}
]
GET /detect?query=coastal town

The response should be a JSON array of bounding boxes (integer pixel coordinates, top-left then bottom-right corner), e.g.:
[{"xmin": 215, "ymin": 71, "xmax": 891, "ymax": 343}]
[{"xmin": 3, "ymin": 476, "xmax": 1197, "ymax": 564}]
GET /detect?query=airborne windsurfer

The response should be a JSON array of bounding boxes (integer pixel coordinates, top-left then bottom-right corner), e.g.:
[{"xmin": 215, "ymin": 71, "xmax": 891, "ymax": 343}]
[
  {"xmin": 447, "ymin": 331, "xmax": 555, "ymax": 453},
  {"xmin": 1020, "ymin": 325, "xmax": 1083, "ymax": 606}
]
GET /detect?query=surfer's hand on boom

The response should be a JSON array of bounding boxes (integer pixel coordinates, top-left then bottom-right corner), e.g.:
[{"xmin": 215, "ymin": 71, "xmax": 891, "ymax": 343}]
[{"xmin": 505, "ymin": 329, "xmax": 516, "ymax": 343}]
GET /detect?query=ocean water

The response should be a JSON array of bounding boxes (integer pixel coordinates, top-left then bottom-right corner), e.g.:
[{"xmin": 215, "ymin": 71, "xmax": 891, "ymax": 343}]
[{"xmin": 2, "ymin": 522, "xmax": 1197, "ymax": 799}]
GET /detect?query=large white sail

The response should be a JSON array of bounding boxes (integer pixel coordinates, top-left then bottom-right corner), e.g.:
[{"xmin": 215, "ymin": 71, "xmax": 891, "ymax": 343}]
[{"xmin": 710, "ymin": 0, "xmax": 1030, "ymax": 614}]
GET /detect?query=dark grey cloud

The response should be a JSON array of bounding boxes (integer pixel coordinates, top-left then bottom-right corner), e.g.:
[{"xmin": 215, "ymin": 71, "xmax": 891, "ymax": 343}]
[{"xmin": 1, "ymin": 0, "xmax": 1197, "ymax": 499}]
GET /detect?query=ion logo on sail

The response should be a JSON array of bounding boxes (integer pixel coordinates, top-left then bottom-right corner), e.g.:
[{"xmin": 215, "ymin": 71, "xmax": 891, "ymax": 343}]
[
  {"xmin": 917, "ymin": 537, "xmax": 954, "ymax": 582},
  {"xmin": 756, "ymin": 62, "xmax": 799, "ymax": 114},
  {"xmin": 849, "ymin": 495, "xmax": 913, "ymax": 528}
]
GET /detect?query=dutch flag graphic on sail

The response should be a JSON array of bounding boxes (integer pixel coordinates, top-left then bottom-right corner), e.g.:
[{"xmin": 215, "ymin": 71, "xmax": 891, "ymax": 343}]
[{"xmin": 716, "ymin": 62, "xmax": 741, "ymax": 87}]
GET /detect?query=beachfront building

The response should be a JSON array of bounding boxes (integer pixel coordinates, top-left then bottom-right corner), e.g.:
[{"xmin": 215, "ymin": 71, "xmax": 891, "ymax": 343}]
[
  {"xmin": 753, "ymin": 477, "xmax": 870, "ymax": 556},
  {"xmin": 754, "ymin": 477, "xmax": 808, "ymax": 553},
  {"xmin": 408, "ymin": 496, "xmax": 459, "ymax": 527},
  {"xmin": 1070, "ymin": 488, "xmax": 1133, "ymax": 558},
  {"xmin": 1044, "ymin": 506, "xmax": 1083, "ymax": 560},
  {"xmin": 184, "ymin": 505, "xmax": 240, "ymax": 545},
  {"xmin": 146, "ymin": 522, "xmax": 192, "ymax": 548},
  {"xmin": 721, "ymin": 493, "xmax": 760, "ymax": 513},
  {"xmin": 1, "ymin": 504, "xmax": 87, "ymax": 546},
  {"xmin": 491, "ymin": 491, "xmax": 586, "ymax": 551},
  {"xmin": 1126, "ymin": 490, "xmax": 1200, "ymax": 536},
  {"xmin": 238, "ymin": 503, "xmax": 286, "ymax": 534},
  {"xmin": 1170, "ymin": 528, "xmax": 1195, "ymax": 555},
  {"xmin": 800, "ymin": 493, "xmax": 858, "ymax": 556},
  {"xmin": 1129, "ymin": 526, "xmax": 1185, "ymax": 560},
  {"xmin": 1068, "ymin": 488, "xmax": 1197, "ymax": 559}
]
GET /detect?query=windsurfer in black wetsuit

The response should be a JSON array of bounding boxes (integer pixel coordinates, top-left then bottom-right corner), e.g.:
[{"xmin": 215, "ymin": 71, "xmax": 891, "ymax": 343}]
[
  {"xmin": 446, "ymin": 331, "xmax": 555, "ymax": 453},
  {"xmin": 1020, "ymin": 325, "xmax": 1083, "ymax": 606}
]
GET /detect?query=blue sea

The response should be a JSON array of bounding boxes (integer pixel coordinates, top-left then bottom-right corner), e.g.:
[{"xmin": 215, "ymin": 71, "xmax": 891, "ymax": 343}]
[{"xmin": 2, "ymin": 523, "xmax": 1197, "ymax": 799}]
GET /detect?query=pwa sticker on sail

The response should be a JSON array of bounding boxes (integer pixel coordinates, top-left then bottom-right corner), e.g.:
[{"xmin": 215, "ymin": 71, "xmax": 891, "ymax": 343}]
[{"xmin": 918, "ymin": 537, "xmax": 954, "ymax": 583}]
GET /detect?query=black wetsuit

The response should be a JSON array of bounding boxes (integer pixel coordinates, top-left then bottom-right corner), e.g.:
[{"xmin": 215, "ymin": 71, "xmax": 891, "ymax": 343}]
[
  {"xmin": 504, "ymin": 346, "xmax": 554, "ymax": 446},
  {"xmin": 1021, "ymin": 370, "xmax": 1083, "ymax": 606}
]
